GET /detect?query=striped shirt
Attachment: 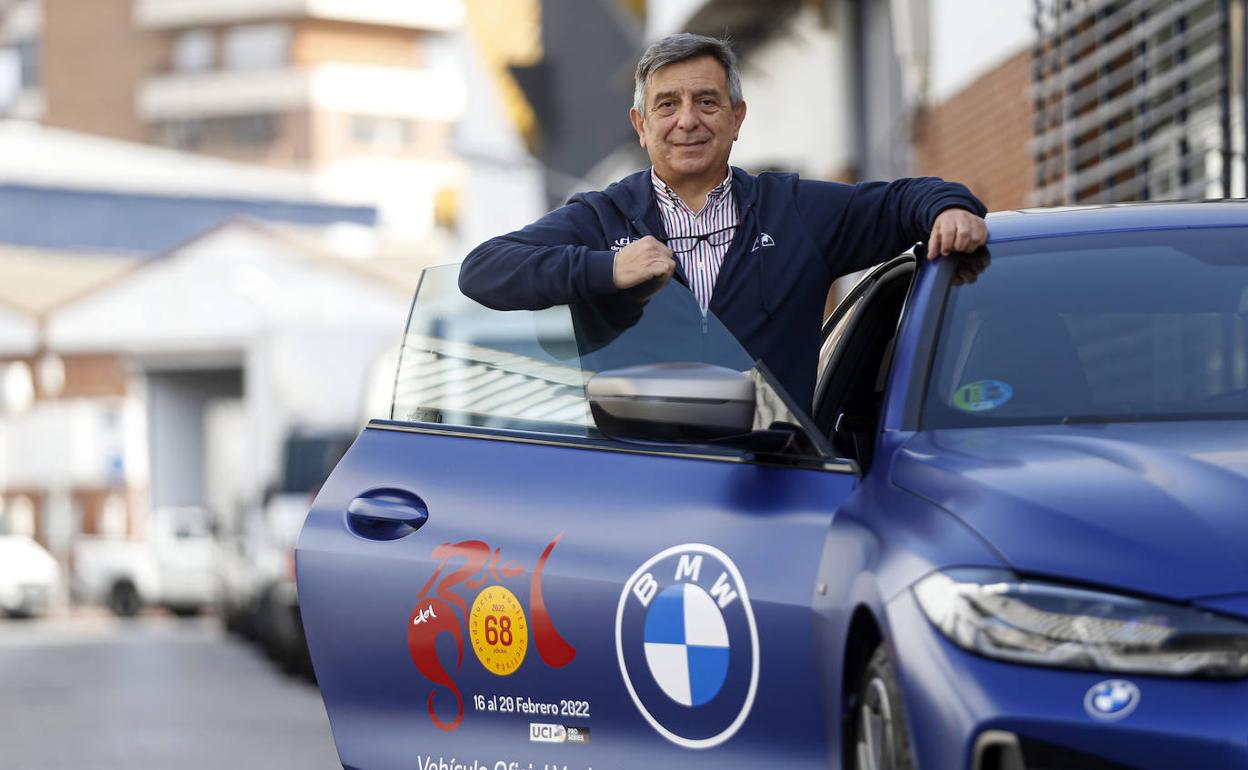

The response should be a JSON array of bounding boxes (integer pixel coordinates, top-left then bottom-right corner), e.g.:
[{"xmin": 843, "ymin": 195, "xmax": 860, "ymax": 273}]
[{"xmin": 651, "ymin": 168, "xmax": 737, "ymax": 311}]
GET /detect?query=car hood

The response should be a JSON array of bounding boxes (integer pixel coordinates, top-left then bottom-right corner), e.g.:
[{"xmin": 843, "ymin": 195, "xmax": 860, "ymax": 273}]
[{"xmin": 892, "ymin": 421, "xmax": 1248, "ymax": 603}]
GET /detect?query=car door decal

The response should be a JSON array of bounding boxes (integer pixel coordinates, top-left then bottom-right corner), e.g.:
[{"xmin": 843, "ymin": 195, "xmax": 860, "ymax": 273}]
[
  {"xmin": 616, "ymin": 544, "xmax": 759, "ymax": 749},
  {"xmin": 408, "ymin": 535, "xmax": 577, "ymax": 731}
]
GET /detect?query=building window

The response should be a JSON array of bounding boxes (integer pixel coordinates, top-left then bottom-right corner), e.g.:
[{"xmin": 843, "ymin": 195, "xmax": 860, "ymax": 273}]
[
  {"xmin": 16, "ymin": 39, "xmax": 38, "ymax": 89},
  {"xmin": 223, "ymin": 23, "xmax": 290, "ymax": 71},
  {"xmin": 228, "ymin": 114, "xmax": 277, "ymax": 145},
  {"xmin": 351, "ymin": 115, "xmax": 413, "ymax": 149},
  {"xmin": 158, "ymin": 119, "xmax": 206, "ymax": 150},
  {"xmin": 99, "ymin": 493, "xmax": 128, "ymax": 539},
  {"xmin": 0, "ymin": 48, "xmax": 19, "ymax": 110},
  {"xmin": 155, "ymin": 115, "xmax": 277, "ymax": 151},
  {"xmin": 172, "ymin": 29, "xmax": 214, "ymax": 73},
  {"xmin": 7, "ymin": 495, "xmax": 36, "ymax": 539},
  {"xmin": 2, "ymin": 360, "xmax": 34, "ymax": 413}
]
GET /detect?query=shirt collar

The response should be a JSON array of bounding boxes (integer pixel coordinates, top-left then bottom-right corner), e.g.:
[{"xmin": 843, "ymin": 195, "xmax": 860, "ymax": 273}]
[{"xmin": 651, "ymin": 167, "xmax": 733, "ymax": 210}]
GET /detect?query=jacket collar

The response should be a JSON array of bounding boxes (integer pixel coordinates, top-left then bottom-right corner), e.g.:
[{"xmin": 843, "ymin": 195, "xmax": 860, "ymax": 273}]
[
  {"xmin": 601, "ymin": 166, "xmax": 759, "ymax": 292},
  {"xmin": 607, "ymin": 165, "xmax": 758, "ymax": 225},
  {"xmin": 729, "ymin": 166, "xmax": 758, "ymax": 212}
]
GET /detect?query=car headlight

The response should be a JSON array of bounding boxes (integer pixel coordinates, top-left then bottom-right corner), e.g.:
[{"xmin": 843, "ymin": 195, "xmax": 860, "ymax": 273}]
[{"xmin": 913, "ymin": 568, "xmax": 1248, "ymax": 678}]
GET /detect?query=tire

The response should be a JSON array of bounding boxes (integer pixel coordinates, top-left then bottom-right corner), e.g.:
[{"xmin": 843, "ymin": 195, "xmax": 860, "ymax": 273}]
[
  {"xmin": 108, "ymin": 581, "xmax": 141, "ymax": 618},
  {"xmin": 255, "ymin": 588, "xmax": 282, "ymax": 660},
  {"xmin": 850, "ymin": 644, "xmax": 916, "ymax": 770}
]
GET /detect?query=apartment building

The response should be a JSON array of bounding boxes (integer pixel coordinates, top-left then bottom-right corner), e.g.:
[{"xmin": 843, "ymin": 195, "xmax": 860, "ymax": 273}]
[
  {"xmin": 1032, "ymin": 0, "xmax": 1247, "ymax": 205},
  {"xmin": 0, "ymin": 0, "xmax": 482, "ymax": 238},
  {"xmin": 41, "ymin": 0, "xmax": 462, "ymax": 164}
]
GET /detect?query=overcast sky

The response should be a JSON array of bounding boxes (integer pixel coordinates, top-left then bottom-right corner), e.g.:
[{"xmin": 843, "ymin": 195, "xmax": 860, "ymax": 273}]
[{"xmin": 929, "ymin": 0, "xmax": 1034, "ymax": 102}]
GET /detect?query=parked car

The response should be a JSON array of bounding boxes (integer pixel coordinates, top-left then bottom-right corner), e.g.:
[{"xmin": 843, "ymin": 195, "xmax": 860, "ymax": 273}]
[
  {"xmin": 296, "ymin": 203, "xmax": 1248, "ymax": 770},
  {"xmin": 73, "ymin": 506, "xmax": 216, "ymax": 616},
  {"xmin": 0, "ymin": 534, "xmax": 62, "ymax": 618},
  {"xmin": 219, "ymin": 429, "xmax": 353, "ymax": 676}
]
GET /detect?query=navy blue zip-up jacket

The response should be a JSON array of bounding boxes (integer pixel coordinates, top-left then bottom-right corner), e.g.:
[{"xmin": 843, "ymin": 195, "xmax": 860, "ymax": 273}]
[{"xmin": 459, "ymin": 167, "xmax": 985, "ymax": 410}]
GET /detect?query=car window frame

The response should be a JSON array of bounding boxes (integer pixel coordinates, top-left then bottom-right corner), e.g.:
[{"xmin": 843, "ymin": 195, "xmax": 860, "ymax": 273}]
[
  {"xmin": 814, "ymin": 254, "xmax": 917, "ymax": 415},
  {"xmin": 898, "ymin": 248, "xmax": 960, "ymax": 431},
  {"xmin": 812, "ymin": 255, "xmax": 917, "ymax": 469}
]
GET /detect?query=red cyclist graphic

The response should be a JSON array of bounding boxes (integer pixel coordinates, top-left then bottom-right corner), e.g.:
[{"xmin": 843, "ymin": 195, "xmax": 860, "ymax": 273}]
[{"xmin": 406, "ymin": 534, "xmax": 576, "ymax": 731}]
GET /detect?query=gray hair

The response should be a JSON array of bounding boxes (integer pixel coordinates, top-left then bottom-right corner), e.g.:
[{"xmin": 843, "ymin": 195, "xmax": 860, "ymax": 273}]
[{"xmin": 632, "ymin": 33, "xmax": 742, "ymax": 113}]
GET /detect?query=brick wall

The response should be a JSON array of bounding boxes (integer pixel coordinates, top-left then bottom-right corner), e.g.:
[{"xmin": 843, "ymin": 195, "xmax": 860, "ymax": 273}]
[
  {"xmin": 915, "ymin": 49, "xmax": 1034, "ymax": 212},
  {"xmin": 58, "ymin": 354, "xmax": 128, "ymax": 399},
  {"xmin": 43, "ymin": 0, "xmax": 166, "ymax": 142},
  {"xmin": 292, "ymin": 19, "xmax": 421, "ymax": 68}
]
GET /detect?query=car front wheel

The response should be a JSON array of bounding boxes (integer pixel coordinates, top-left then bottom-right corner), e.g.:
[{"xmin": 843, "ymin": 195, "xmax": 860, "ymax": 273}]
[{"xmin": 851, "ymin": 644, "xmax": 915, "ymax": 770}]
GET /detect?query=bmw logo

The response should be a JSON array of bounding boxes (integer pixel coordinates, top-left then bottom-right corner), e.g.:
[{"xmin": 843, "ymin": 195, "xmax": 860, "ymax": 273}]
[
  {"xmin": 1084, "ymin": 679, "xmax": 1141, "ymax": 721},
  {"xmin": 615, "ymin": 544, "xmax": 758, "ymax": 749}
]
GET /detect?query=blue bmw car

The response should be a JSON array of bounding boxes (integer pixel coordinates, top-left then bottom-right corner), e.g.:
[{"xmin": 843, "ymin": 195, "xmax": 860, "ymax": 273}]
[{"xmin": 297, "ymin": 202, "xmax": 1248, "ymax": 770}]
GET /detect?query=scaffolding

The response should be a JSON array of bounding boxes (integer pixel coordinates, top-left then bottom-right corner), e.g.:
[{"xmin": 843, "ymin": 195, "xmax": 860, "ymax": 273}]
[{"xmin": 1031, "ymin": 0, "xmax": 1247, "ymax": 205}]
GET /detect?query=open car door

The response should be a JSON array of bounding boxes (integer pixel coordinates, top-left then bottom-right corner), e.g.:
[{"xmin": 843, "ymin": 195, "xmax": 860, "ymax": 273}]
[{"xmin": 297, "ymin": 266, "xmax": 860, "ymax": 770}]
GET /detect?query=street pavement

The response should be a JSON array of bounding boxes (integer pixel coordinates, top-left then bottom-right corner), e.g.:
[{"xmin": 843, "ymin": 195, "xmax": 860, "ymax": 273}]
[{"xmin": 0, "ymin": 608, "xmax": 340, "ymax": 770}]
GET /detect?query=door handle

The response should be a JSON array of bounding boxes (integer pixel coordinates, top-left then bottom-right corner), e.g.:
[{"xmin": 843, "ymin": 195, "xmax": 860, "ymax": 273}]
[{"xmin": 346, "ymin": 492, "xmax": 428, "ymax": 541}]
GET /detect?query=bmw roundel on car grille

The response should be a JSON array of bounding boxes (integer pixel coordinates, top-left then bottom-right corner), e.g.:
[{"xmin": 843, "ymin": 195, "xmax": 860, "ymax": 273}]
[
  {"xmin": 616, "ymin": 544, "xmax": 759, "ymax": 749},
  {"xmin": 1084, "ymin": 679, "xmax": 1141, "ymax": 721}
]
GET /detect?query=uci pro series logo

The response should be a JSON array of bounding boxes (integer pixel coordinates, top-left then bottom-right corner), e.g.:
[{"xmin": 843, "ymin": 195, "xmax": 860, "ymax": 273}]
[{"xmin": 615, "ymin": 544, "xmax": 759, "ymax": 749}]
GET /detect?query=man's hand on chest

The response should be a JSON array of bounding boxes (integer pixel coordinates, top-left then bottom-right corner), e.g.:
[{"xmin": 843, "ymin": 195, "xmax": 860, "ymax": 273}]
[{"xmin": 613, "ymin": 235, "xmax": 676, "ymax": 290}]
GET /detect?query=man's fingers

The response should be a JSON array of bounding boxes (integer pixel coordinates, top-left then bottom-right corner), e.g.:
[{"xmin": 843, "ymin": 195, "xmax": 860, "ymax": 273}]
[
  {"xmin": 931, "ymin": 210, "xmax": 989, "ymax": 257},
  {"xmin": 939, "ymin": 222, "xmax": 955, "ymax": 255},
  {"xmin": 645, "ymin": 256, "xmax": 674, "ymax": 279},
  {"xmin": 952, "ymin": 224, "xmax": 972, "ymax": 253}
]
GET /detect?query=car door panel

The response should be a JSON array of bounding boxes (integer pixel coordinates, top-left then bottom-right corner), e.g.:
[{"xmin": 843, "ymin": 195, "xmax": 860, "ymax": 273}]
[{"xmin": 298, "ymin": 424, "xmax": 858, "ymax": 770}]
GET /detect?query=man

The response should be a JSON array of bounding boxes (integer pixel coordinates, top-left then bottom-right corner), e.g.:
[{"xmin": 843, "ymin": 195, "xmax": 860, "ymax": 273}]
[{"xmin": 459, "ymin": 33, "xmax": 987, "ymax": 410}]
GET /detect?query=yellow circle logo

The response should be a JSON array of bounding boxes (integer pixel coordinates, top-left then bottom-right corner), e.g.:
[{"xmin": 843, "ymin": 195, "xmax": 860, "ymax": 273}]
[{"xmin": 468, "ymin": 585, "xmax": 528, "ymax": 676}]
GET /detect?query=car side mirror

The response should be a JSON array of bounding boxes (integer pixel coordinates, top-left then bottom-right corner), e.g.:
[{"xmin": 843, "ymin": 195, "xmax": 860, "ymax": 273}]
[{"xmin": 586, "ymin": 363, "xmax": 756, "ymax": 443}]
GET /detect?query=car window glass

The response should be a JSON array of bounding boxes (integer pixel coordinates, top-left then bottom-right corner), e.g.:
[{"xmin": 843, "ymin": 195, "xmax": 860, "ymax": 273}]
[
  {"xmin": 392, "ymin": 265, "xmax": 820, "ymax": 448},
  {"xmin": 924, "ymin": 229, "xmax": 1248, "ymax": 428}
]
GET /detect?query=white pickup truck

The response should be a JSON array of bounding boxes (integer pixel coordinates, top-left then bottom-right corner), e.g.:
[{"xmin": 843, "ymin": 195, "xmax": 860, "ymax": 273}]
[{"xmin": 73, "ymin": 506, "xmax": 217, "ymax": 616}]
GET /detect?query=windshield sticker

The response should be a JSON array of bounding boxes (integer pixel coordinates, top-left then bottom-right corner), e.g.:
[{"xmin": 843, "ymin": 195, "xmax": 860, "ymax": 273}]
[
  {"xmin": 616, "ymin": 544, "xmax": 759, "ymax": 749},
  {"xmin": 407, "ymin": 536, "xmax": 577, "ymax": 732},
  {"xmin": 952, "ymin": 379, "xmax": 1013, "ymax": 412}
]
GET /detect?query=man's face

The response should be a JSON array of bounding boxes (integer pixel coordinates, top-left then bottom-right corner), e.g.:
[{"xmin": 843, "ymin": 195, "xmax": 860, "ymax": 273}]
[{"xmin": 630, "ymin": 55, "xmax": 747, "ymax": 186}]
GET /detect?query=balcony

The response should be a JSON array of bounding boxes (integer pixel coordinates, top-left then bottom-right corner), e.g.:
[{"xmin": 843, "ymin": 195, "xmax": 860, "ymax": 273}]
[
  {"xmin": 133, "ymin": 0, "xmax": 465, "ymax": 31},
  {"xmin": 137, "ymin": 64, "xmax": 466, "ymax": 122}
]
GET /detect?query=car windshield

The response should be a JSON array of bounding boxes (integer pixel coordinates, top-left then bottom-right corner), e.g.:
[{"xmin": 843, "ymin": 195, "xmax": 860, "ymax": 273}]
[
  {"xmin": 923, "ymin": 227, "xmax": 1248, "ymax": 428},
  {"xmin": 391, "ymin": 265, "xmax": 821, "ymax": 451}
]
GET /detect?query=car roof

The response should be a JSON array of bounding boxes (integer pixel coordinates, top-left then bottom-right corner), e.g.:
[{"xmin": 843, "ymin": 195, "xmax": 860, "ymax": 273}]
[{"xmin": 986, "ymin": 199, "xmax": 1248, "ymax": 242}]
